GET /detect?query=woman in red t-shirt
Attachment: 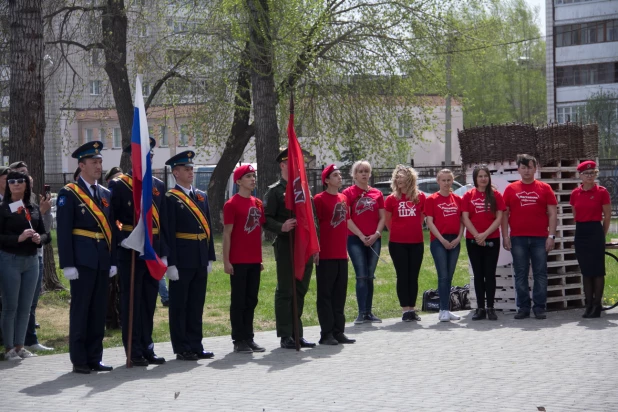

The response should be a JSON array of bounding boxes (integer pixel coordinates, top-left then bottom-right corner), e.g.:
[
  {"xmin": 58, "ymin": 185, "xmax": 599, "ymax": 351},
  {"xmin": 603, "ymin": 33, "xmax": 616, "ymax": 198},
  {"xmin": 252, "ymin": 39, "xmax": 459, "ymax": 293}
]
[
  {"xmin": 570, "ymin": 160, "xmax": 612, "ymax": 318},
  {"xmin": 462, "ymin": 165, "xmax": 505, "ymax": 321},
  {"xmin": 425, "ymin": 169, "xmax": 463, "ymax": 322},
  {"xmin": 342, "ymin": 160, "xmax": 385, "ymax": 325},
  {"xmin": 222, "ymin": 165, "xmax": 266, "ymax": 354},
  {"xmin": 385, "ymin": 165, "xmax": 425, "ymax": 322}
]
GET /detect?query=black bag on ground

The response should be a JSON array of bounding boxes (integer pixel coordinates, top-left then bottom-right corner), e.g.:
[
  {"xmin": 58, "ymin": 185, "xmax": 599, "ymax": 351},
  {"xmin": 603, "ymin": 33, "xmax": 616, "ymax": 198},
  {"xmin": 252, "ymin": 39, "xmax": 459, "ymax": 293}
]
[
  {"xmin": 422, "ymin": 285, "xmax": 471, "ymax": 312},
  {"xmin": 422, "ymin": 289, "xmax": 440, "ymax": 312}
]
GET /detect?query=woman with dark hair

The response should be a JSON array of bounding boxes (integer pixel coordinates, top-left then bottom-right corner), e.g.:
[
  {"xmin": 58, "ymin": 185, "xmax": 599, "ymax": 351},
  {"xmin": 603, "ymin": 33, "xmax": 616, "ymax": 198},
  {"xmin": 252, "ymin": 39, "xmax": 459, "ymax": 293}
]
[
  {"xmin": 385, "ymin": 165, "xmax": 425, "ymax": 322},
  {"xmin": 462, "ymin": 165, "xmax": 505, "ymax": 321},
  {"xmin": 0, "ymin": 171, "xmax": 51, "ymax": 361}
]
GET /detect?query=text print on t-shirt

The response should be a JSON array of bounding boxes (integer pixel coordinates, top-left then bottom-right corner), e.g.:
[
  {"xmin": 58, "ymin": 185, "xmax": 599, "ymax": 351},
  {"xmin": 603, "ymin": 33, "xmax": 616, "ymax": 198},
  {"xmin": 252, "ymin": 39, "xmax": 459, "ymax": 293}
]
[
  {"xmin": 471, "ymin": 197, "xmax": 489, "ymax": 213},
  {"xmin": 398, "ymin": 201, "xmax": 418, "ymax": 217},
  {"xmin": 244, "ymin": 207, "xmax": 262, "ymax": 233},
  {"xmin": 515, "ymin": 191, "xmax": 540, "ymax": 207},
  {"xmin": 330, "ymin": 202, "xmax": 347, "ymax": 228},
  {"xmin": 355, "ymin": 196, "xmax": 376, "ymax": 215},
  {"xmin": 438, "ymin": 202, "xmax": 458, "ymax": 217}
]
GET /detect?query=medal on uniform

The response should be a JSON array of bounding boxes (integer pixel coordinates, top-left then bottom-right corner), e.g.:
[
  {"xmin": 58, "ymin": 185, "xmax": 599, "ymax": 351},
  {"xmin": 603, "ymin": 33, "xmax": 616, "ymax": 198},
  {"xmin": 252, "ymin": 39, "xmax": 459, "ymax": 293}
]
[
  {"xmin": 81, "ymin": 208, "xmax": 86, "ymax": 215},
  {"xmin": 128, "ymin": 200, "xmax": 132, "ymax": 206}
]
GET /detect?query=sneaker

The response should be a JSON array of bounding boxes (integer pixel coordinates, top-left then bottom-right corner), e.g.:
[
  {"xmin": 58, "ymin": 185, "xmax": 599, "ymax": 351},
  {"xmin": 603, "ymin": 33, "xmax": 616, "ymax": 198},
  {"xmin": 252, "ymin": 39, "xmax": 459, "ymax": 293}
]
[
  {"xmin": 5, "ymin": 348, "xmax": 22, "ymax": 361},
  {"xmin": 354, "ymin": 314, "xmax": 365, "ymax": 325},
  {"xmin": 233, "ymin": 341, "xmax": 253, "ymax": 353},
  {"xmin": 471, "ymin": 308, "xmax": 486, "ymax": 321},
  {"xmin": 408, "ymin": 310, "xmax": 421, "ymax": 321},
  {"xmin": 487, "ymin": 308, "xmax": 498, "ymax": 321},
  {"xmin": 25, "ymin": 343, "xmax": 54, "ymax": 351},
  {"xmin": 448, "ymin": 311, "xmax": 461, "ymax": 321},
  {"xmin": 533, "ymin": 309, "xmax": 547, "ymax": 320},
  {"xmin": 438, "ymin": 310, "xmax": 450, "ymax": 322},
  {"xmin": 17, "ymin": 348, "xmax": 37, "ymax": 359},
  {"xmin": 246, "ymin": 340, "xmax": 265, "ymax": 352},
  {"xmin": 364, "ymin": 313, "xmax": 382, "ymax": 323},
  {"xmin": 514, "ymin": 310, "xmax": 530, "ymax": 319},
  {"xmin": 402, "ymin": 312, "xmax": 411, "ymax": 322}
]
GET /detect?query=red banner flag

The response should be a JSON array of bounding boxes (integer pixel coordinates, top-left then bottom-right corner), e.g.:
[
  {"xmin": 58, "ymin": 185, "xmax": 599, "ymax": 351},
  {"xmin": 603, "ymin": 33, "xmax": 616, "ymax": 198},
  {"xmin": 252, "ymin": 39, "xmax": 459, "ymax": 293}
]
[{"xmin": 285, "ymin": 96, "xmax": 320, "ymax": 281}]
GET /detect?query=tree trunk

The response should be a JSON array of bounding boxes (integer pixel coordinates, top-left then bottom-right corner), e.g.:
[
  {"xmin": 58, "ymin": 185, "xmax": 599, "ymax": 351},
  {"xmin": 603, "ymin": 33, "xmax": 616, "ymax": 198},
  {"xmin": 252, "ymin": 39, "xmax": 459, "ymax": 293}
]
[
  {"xmin": 208, "ymin": 43, "xmax": 253, "ymax": 231},
  {"xmin": 247, "ymin": 0, "xmax": 281, "ymax": 199},
  {"xmin": 101, "ymin": 0, "xmax": 133, "ymax": 172},
  {"xmin": 43, "ymin": 243, "xmax": 64, "ymax": 292}
]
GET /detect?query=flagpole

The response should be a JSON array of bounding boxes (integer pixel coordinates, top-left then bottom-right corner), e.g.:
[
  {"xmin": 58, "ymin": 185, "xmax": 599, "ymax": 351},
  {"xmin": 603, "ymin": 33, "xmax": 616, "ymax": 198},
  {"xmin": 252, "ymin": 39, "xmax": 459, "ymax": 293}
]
[{"xmin": 127, "ymin": 248, "xmax": 136, "ymax": 368}]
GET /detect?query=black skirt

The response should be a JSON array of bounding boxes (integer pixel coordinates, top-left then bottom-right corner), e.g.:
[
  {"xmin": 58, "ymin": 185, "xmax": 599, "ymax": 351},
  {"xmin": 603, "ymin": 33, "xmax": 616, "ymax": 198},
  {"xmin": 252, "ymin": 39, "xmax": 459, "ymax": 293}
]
[{"xmin": 574, "ymin": 221, "xmax": 605, "ymax": 277}]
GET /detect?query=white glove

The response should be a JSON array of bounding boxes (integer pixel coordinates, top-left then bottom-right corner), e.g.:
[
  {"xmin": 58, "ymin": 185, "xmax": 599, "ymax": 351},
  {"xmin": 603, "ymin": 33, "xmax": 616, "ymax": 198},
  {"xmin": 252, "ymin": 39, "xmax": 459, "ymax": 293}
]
[
  {"xmin": 166, "ymin": 265, "xmax": 179, "ymax": 281},
  {"xmin": 207, "ymin": 261, "xmax": 213, "ymax": 274},
  {"xmin": 161, "ymin": 256, "xmax": 168, "ymax": 267},
  {"xmin": 64, "ymin": 267, "xmax": 79, "ymax": 280},
  {"xmin": 109, "ymin": 266, "xmax": 118, "ymax": 278}
]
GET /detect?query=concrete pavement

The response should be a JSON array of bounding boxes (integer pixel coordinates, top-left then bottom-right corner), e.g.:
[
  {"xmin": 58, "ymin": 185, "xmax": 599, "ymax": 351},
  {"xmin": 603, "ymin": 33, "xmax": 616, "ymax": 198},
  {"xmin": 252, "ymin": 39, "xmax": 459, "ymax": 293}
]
[{"xmin": 2, "ymin": 308, "xmax": 618, "ymax": 411}]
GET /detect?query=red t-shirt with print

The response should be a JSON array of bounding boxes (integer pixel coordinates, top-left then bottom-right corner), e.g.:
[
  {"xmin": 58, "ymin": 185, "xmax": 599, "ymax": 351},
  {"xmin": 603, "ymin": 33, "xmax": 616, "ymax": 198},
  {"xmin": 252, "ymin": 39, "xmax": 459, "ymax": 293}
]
[
  {"xmin": 314, "ymin": 191, "xmax": 349, "ymax": 260},
  {"xmin": 462, "ymin": 188, "xmax": 506, "ymax": 239},
  {"xmin": 385, "ymin": 192, "xmax": 426, "ymax": 243},
  {"xmin": 424, "ymin": 192, "xmax": 462, "ymax": 241},
  {"xmin": 223, "ymin": 194, "xmax": 265, "ymax": 264},
  {"xmin": 342, "ymin": 185, "xmax": 385, "ymax": 236},
  {"xmin": 570, "ymin": 184, "xmax": 611, "ymax": 222},
  {"xmin": 503, "ymin": 180, "xmax": 557, "ymax": 237}
]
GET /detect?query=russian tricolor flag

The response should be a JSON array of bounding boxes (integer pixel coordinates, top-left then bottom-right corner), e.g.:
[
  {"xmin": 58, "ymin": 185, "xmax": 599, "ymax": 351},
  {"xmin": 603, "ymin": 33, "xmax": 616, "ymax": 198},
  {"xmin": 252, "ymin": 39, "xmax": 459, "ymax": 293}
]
[{"xmin": 123, "ymin": 75, "xmax": 167, "ymax": 280}]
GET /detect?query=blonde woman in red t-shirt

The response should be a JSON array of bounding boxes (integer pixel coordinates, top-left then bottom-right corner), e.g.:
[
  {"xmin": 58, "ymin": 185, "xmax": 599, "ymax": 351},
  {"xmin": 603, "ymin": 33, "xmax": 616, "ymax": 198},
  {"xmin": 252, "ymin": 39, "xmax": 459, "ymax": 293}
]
[
  {"xmin": 342, "ymin": 160, "xmax": 385, "ymax": 325},
  {"xmin": 385, "ymin": 165, "xmax": 425, "ymax": 322},
  {"xmin": 425, "ymin": 169, "xmax": 464, "ymax": 322},
  {"xmin": 570, "ymin": 160, "xmax": 611, "ymax": 318},
  {"xmin": 223, "ymin": 165, "xmax": 266, "ymax": 354},
  {"xmin": 462, "ymin": 165, "xmax": 506, "ymax": 321}
]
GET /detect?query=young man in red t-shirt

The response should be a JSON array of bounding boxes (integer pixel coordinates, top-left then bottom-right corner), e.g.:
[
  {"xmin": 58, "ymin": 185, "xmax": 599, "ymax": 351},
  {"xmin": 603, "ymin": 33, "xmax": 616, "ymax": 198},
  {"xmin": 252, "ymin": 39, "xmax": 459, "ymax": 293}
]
[
  {"xmin": 223, "ymin": 164, "xmax": 266, "ymax": 353},
  {"xmin": 314, "ymin": 165, "xmax": 356, "ymax": 345},
  {"xmin": 502, "ymin": 154, "xmax": 557, "ymax": 320}
]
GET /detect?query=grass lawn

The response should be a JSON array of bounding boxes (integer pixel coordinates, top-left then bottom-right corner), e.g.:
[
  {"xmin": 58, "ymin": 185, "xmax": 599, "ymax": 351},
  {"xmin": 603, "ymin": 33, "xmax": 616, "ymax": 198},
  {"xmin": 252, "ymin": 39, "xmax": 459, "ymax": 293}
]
[{"xmin": 13, "ymin": 229, "xmax": 618, "ymax": 356}]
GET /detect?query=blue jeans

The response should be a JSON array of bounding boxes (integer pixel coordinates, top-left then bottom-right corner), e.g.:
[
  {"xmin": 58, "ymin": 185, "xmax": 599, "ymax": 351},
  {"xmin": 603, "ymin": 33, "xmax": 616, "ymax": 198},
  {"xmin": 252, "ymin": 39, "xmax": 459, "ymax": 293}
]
[
  {"xmin": 347, "ymin": 236, "xmax": 381, "ymax": 315},
  {"xmin": 159, "ymin": 278, "xmax": 169, "ymax": 303},
  {"xmin": 0, "ymin": 251, "xmax": 39, "ymax": 349},
  {"xmin": 25, "ymin": 255, "xmax": 44, "ymax": 346},
  {"xmin": 511, "ymin": 236, "xmax": 548, "ymax": 312},
  {"xmin": 430, "ymin": 235, "xmax": 460, "ymax": 310}
]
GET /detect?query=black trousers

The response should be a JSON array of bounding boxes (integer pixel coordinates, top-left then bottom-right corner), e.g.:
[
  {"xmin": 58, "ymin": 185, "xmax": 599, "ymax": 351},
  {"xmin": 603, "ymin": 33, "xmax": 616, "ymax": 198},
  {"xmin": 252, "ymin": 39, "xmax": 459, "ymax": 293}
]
[
  {"xmin": 389, "ymin": 242, "xmax": 424, "ymax": 308},
  {"xmin": 316, "ymin": 259, "xmax": 348, "ymax": 338},
  {"xmin": 466, "ymin": 238, "xmax": 500, "ymax": 308},
  {"xmin": 230, "ymin": 263, "xmax": 261, "ymax": 342},
  {"xmin": 119, "ymin": 253, "xmax": 159, "ymax": 358},
  {"xmin": 169, "ymin": 266, "xmax": 208, "ymax": 354},
  {"xmin": 69, "ymin": 265, "xmax": 109, "ymax": 366}
]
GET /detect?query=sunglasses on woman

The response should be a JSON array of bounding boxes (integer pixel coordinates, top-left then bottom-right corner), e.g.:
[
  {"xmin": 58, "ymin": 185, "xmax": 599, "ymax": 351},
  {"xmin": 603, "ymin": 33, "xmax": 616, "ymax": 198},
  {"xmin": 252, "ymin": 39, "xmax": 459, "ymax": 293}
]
[{"xmin": 8, "ymin": 178, "xmax": 26, "ymax": 185}]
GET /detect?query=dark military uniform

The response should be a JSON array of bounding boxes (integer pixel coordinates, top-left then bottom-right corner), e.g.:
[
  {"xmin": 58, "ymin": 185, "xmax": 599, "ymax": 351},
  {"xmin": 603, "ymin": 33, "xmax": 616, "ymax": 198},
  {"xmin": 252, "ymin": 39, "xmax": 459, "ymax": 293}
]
[
  {"xmin": 263, "ymin": 171, "xmax": 315, "ymax": 342},
  {"xmin": 165, "ymin": 151, "xmax": 216, "ymax": 359},
  {"xmin": 56, "ymin": 141, "xmax": 116, "ymax": 372},
  {"xmin": 109, "ymin": 169, "xmax": 168, "ymax": 364}
]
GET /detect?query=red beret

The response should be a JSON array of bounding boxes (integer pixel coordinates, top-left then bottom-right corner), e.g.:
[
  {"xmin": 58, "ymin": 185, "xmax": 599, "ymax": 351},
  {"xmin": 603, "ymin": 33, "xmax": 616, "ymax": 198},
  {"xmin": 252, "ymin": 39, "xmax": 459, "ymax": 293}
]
[
  {"xmin": 234, "ymin": 164, "xmax": 256, "ymax": 182},
  {"xmin": 577, "ymin": 160, "xmax": 596, "ymax": 172},
  {"xmin": 321, "ymin": 164, "xmax": 339, "ymax": 185}
]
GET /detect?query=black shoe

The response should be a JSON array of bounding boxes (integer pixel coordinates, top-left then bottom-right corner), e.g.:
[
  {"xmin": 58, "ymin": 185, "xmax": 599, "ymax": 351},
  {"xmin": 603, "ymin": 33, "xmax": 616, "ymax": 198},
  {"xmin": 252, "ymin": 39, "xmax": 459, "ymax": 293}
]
[
  {"xmin": 318, "ymin": 334, "xmax": 339, "ymax": 346},
  {"xmin": 35, "ymin": 323, "xmax": 40, "ymax": 329},
  {"xmin": 280, "ymin": 336, "xmax": 296, "ymax": 349},
  {"xmin": 472, "ymin": 308, "xmax": 486, "ymax": 321},
  {"xmin": 364, "ymin": 313, "xmax": 382, "ymax": 323},
  {"xmin": 334, "ymin": 333, "xmax": 356, "ymax": 344},
  {"xmin": 533, "ymin": 309, "xmax": 547, "ymax": 320},
  {"xmin": 131, "ymin": 356, "xmax": 149, "ymax": 367},
  {"xmin": 195, "ymin": 350, "xmax": 215, "ymax": 359},
  {"xmin": 233, "ymin": 341, "xmax": 253, "ymax": 353},
  {"xmin": 73, "ymin": 364, "xmax": 91, "ymax": 374},
  {"xmin": 176, "ymin": 351, "xmax": 198, "ymax": 361},
  {"xmin": 514, "ymin": 310, "xmax": 530, "ymax": 319},
  {"xmin": 246, "ymin": 340, "xmax": 265, "ymax": 352},
  {"xmin": 161, "ymin": 300, "xmax": 169, "ymax": 307},
  {"xmin": 582, "ymin": 305, "xmax": 593, "ymax": 318},
  {"xmin": 588, "ymin": 305, "xmax": 602, "ymax": 318},
  {"xmin": 402, "ymin": 312, "xmax": 411, "ymax": 322},
  {"xmin": 299, "ymin": 337, "xmax": 316, "ymax": 348},
  {"xmin": 89, "ymin": 362, "xmax": 113, "ymax": 372},
  {"xmin": 408, "ymin": 310, "xmax": 421, "ymax": 321},
  {"xmin": 145, "ymin": 354, "xmax": 166, "ymax": 364},
  {"xmin": 487, "ymin": 308, "xmax": 498, "ymax": 321}
]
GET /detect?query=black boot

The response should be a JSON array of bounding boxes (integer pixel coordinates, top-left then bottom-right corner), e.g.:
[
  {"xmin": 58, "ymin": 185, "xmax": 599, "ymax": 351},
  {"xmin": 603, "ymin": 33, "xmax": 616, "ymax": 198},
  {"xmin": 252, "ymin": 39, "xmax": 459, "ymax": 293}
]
[
  {"xmin": 471, "ymin": 308, "xmax": 486, "ymax": 321},
  {"xmin": 582, "ymin": 305, "xmax": 593, "ymax": 318},
  {"xmin": 588, "ymin": 305, "xmax": 602, "ymax": 318}
]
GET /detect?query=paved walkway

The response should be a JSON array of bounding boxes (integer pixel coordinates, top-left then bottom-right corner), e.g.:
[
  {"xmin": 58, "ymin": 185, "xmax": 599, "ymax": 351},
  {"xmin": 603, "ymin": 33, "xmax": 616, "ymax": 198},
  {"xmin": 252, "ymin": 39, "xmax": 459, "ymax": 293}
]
[{"xmin": 2, "ymin": 308, "xmax": 618, "ymax": 411}]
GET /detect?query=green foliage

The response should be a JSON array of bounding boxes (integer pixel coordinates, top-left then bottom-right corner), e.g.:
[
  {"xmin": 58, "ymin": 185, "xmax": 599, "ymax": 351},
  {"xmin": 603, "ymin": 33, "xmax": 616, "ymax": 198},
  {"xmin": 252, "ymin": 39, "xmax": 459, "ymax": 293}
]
[{"xmin": 580, "ymin": 91, "xmax": 618, "ymax": 158}]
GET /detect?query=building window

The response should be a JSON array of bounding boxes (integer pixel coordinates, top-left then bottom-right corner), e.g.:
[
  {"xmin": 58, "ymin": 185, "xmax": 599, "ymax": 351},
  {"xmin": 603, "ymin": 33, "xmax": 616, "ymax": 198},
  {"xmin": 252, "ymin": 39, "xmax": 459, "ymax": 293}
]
[
  {"xmin": 143, "ymin": 82, "xmax": 151, "ymax": 97},
  {"xmin": 556, "ymin": 62, "xmax": 618, "ymax": 87},
  {"xmin": 397, "ymin": 116, "xmax": 412, "ymax": 138},
  {"xmin": 91, "ymin": 49, "xmax": 103, "ymax": 67},
  {"xmin": 113, "ymin": 128, "xmax": 121, "ymax": 148},
  {"xmin": 160, "ymin": 125, "xmax": 168, "ymax": 146},
  {"xmin": 84, "ymin": 128, "xmax": 93, "ymax": 143},
  {"xmin": 556, "ymin": 105, "xmax": 584, "ymax": 124},
  {"xmin": 99, "ymin": 128, "xmax": 106, "ymax": 143},
  {"xmin": 555, "ymin": 0, "xmax": 601, "ymax": 4},
  {"xmin": 179, "ymin": 125, "xmax": 188, "ymax": 146},
  {"xmin": 90, "ymin": 80, "xmax": 101, "ymax": 95},
  {"xmin": 556, "ymin": 20, "xmax": 618, "ymax": 47}
]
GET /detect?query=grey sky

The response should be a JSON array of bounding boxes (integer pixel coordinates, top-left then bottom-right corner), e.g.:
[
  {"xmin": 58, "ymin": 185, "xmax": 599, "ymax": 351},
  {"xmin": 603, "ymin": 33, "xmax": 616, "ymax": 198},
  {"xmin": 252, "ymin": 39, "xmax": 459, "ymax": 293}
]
[{"xmin": 524, "ymin": 0, "xmax": 547, "ymax": 36}]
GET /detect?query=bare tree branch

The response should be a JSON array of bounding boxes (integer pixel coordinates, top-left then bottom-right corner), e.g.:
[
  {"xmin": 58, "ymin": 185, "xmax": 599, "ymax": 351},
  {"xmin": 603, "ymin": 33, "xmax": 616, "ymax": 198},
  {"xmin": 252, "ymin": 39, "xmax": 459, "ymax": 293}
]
[{"xmin": 145, "ymin": 51, "xmax": 192, "ymax": 110}]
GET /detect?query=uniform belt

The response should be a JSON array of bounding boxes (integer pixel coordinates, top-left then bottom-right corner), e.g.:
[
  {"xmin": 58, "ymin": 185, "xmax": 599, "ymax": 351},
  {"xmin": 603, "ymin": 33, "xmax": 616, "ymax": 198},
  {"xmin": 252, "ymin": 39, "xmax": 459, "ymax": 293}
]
[
  {"xmin": 121, "ymin": 225, "xmax": 159, "ymax": 235},
  {"xmin": 175, "ymin": 232, "xmax": 207, "ymax": 241},
  {"xmin": 72, "ymin": 229, "xmax": 105, "ymax": 240}
]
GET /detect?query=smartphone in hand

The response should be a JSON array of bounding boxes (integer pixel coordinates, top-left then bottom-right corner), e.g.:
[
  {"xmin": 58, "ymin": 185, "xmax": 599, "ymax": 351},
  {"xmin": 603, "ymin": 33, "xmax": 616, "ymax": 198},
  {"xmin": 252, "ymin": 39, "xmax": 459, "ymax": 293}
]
[{"xmin": 43, "ymin": 184, "xmax": 51, "ymax": 198}]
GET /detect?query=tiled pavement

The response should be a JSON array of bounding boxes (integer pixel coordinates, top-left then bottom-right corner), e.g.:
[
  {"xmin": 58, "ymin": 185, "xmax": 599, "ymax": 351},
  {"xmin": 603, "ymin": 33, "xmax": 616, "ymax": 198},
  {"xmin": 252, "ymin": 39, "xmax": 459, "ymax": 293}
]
[{"xmin": 2, "ymin": 308, "xmax": 618, "ymax": 411}]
